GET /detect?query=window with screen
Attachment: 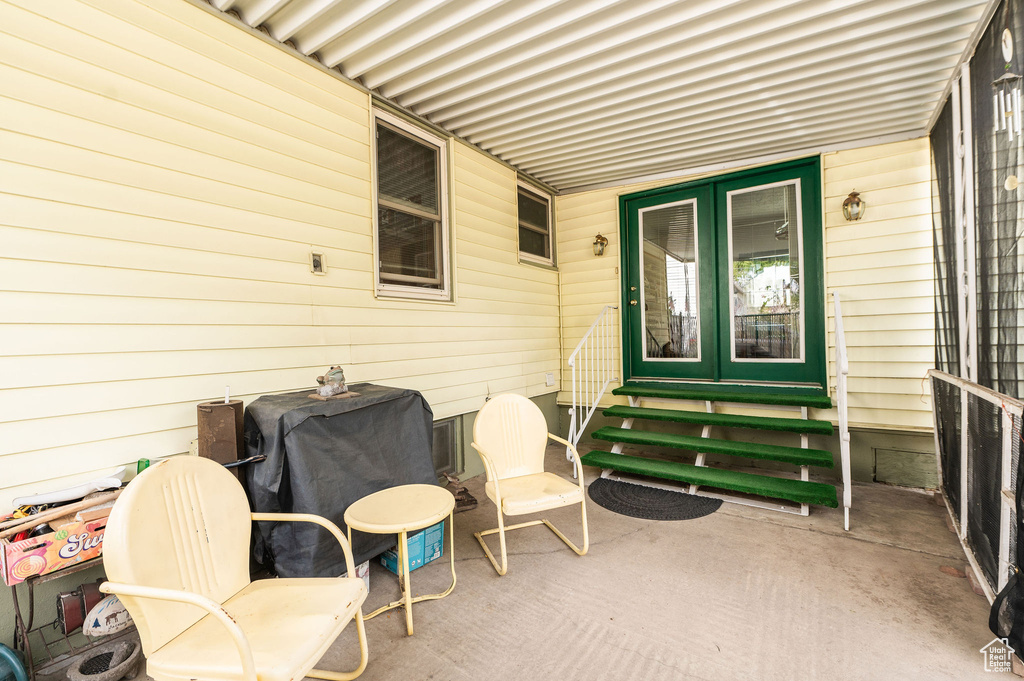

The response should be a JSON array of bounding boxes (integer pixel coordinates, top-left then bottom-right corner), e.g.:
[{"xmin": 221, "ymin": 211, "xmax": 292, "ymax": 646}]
[
  {"xmin": 373, "ymin": 109, "xmax": 449, "ymax": 298},
  {"xmin": 518, "ymin": 182, "xmax": 553, "ymax": 265}
]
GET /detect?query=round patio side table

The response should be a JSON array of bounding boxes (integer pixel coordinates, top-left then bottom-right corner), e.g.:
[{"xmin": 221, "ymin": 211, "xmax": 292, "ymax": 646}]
[{"xmin": 344, "ymin": 484, "xmax": 456, "ymax": 635}]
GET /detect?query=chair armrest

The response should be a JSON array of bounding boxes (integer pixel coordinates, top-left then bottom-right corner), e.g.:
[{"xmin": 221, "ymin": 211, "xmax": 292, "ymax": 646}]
[
  {"xmin": 470, "ymin": 443, "xmax": 502, "ymax": 501},
  {"xmin": 546, "ymin": 433, "xmax": 586, "ymax": 490},
  {"xmin": 251, "ymin": 512, "xmax": 357, "ymax": 578},
  {"xmin": 100, "ymin": 581, "xmax": 256, "ymax": 681}
]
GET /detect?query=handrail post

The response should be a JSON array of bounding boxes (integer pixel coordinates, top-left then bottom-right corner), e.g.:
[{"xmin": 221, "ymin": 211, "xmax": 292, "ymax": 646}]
[
  {"xmin": 567, "ymin": 305, "xmax": 619, "ymax": 479},
  {"xmin": 832, "ymin": 291, "xmax": 852, "ymax": 531}
]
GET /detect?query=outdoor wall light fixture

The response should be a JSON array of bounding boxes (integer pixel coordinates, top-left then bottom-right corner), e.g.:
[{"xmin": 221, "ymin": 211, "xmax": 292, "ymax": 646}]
[
  {"xmin": 593, "ymin": 233, "xmax": 608, "ymax": 256},
  {"xmin": 842, "ymin": 192, "xmax": 866, "ymax": 221}
]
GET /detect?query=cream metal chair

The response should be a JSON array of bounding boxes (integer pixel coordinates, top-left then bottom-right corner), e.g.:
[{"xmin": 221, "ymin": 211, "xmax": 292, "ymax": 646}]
[
  {"xmin": 100, "ymin": 456, "xmax": 368, "ymax": 681},
  {"xmin": 471, "ymin": 393, "xmax": 589, "ymax": 576}
]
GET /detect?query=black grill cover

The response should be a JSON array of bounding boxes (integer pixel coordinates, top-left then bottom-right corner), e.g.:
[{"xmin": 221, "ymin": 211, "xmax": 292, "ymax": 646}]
[{"xmin": 244, "ymin": 383, "xmax": 438, "ymax": 577}]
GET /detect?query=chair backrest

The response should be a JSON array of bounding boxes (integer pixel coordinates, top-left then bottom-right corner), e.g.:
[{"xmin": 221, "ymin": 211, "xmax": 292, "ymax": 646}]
[
  {"xmin": 473, "ymin": 394, "xmax": 549, "ymax": 480},
  {"xmin": 103, "ymin": 456, "xmax": 251, "ymax": 653}
]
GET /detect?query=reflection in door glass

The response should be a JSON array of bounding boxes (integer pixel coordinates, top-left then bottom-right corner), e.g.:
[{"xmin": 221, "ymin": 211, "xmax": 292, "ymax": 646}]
[
  {"xmin": 729, "ymin": 182, "xmax": 802, "ymax": 360},
  {"xmin": 641, "ymin": 202, "xmax": 699, "ymax": 359}
]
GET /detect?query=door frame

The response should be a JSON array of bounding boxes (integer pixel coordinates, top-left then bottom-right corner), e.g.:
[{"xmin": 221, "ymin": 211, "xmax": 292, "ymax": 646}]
[{"xmin": 618, "ymin": 156, "xmax": 826, "ymax": 388}]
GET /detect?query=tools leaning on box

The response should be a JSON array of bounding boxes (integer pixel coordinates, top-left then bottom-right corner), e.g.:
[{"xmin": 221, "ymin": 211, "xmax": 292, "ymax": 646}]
[
  {"xmin": 0, "ymin": 470, "xmax": 125, "ymax": 544},
  {"xmin": 0, "ymin": 490, "xmax": 121, "ymax": 544}
]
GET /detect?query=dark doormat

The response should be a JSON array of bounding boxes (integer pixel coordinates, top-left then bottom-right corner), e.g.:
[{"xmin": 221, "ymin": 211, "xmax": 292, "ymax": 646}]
[{"xmin": 587, "ymin": 477, "xmax": 723, "ymax": 520}]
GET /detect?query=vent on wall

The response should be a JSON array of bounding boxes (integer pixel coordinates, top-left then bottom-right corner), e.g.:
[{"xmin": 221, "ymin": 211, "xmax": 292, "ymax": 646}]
[{"xmin": 432, "ymin": 417, "xmax": 461, "ymax": 478}]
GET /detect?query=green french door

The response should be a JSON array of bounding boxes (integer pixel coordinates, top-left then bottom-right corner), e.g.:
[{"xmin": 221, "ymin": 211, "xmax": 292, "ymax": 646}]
[{"xmin": 621, "ymin": 158, "xmax": 826, "ymax": 387}]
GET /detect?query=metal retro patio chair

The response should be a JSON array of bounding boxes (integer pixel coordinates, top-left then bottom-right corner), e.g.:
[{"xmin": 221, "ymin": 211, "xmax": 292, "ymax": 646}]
[
  {"xmin": 100, "ymin": 456, "xmax": 368, "ymax": 681},
  {"xmin": 471, "ymin": 393, "xmax": 589, "ymax": 576}
]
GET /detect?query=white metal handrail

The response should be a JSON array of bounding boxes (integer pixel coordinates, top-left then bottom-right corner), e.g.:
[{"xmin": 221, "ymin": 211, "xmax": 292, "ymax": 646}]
[
  {"xmin": 567, "ymin": 305, "xmax": 618, "ymax": 476},
  {"xmin": 833, "ymin": 291, "xmax": 853, "ymax": 531}
]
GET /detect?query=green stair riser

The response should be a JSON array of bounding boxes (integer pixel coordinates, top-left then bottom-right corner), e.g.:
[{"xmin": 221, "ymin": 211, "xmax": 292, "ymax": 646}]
[
  {"xmin": 592, "ymin": 426, "xmax": 834, "ymax": 468},
  {"xmin": 613, "ymin": 384, "xmax": 832, "ymax": 409},
  {"xmin": 582, "ymin": 451, "xmax": 839, "ymax": 508},
  {"xmin": 603, "ymin": 405, "xmax": 834, "ymax": 436}
]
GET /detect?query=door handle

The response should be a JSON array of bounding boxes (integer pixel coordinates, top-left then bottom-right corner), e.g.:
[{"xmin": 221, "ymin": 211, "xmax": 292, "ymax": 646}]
[{"xmin": 630, "ymin": 299, "xmax": 638, "ymax": 306}]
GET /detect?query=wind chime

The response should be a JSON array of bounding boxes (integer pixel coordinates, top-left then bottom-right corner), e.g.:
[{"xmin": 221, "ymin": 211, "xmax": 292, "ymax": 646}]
[
  {"xmin": 994, "ymin": 27, "xmax": 1022, "ymax": 142},
  {"xmin": 995, "ymin": 24, "xmax": 1024, "ymax": 257}
]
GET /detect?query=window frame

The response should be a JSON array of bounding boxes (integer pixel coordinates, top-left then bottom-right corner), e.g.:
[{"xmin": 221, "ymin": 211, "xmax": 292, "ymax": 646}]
[
  {"xmin": 516, "ymin": 180, "xmax": 555, "ymax": 267},
  {"xmin": 372, "ymin": 108, "xmax": 451, "ymax": 301}
]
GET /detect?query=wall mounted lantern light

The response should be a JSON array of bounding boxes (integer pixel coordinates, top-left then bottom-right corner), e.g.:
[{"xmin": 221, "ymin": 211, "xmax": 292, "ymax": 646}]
[
  {"xmin": 593, "ymin": 233, "xmax": 608, "ymax": 256},
  {"xmin": 842, "ymin": 191, "xmax": 866, "ymax": 221}
]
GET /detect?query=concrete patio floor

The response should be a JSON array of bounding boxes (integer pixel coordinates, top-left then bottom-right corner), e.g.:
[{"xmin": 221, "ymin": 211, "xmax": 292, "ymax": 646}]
[
  {"xmin": 110, "ymin": 445, "xmax": 992, "ymax": 681},
  {"xmin": 302, "ymin": 445, "xmax": 994, "ymax": 681}
]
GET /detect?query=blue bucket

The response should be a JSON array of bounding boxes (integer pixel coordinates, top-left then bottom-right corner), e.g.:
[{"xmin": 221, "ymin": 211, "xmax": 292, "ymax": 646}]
[{"xmin": 0, "ymin": 644, "xmax": 27, "ymax": 681}]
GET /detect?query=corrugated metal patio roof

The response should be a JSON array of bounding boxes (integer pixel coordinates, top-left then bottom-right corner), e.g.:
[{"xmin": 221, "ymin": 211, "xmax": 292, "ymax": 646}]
[{"xmin": 208, "ymin": 0, "xmax": 992, "ymax": 192}]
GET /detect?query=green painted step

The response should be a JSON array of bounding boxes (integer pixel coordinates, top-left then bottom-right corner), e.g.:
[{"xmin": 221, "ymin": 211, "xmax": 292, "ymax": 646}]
[
  {"xmin": 592, "ymin": 426, "xmax": 834, "ymax": 468},
  {"xmin": 603, "ymin": 405, "xmax": 834, "ymax": 436},
  {"xmin": 613, "ymin": 383, "xmax": 833, "ymax": 409},
  {"xmin": 582, "ymin": 451, "xmax": 839, "ymax": 508}
]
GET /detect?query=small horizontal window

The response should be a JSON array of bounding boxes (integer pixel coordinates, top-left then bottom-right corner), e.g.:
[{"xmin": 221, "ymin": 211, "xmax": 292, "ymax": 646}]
[{"xmin": 518, "ymin": 182, "xmax": 554, "ymax": 265}]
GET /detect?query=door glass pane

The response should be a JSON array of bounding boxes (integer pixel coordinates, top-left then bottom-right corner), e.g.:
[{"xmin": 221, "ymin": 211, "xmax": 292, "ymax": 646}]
[
  {"xmin": 641, "ymin": 201, "xmax": 700, "ymax": 359},
  {"xmin": 729, "ymin": 181, "xmax": 802, "ymax": 360}
]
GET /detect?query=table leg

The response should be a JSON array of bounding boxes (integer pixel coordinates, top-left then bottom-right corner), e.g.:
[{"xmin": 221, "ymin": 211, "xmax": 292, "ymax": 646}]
[
  {"xmin": 399, "ymin": 530, "xmax": 413, "ymax": 635},
  {"xmin": 445, "ymin": 510, "xmax": 456, "ymax": 595},
  {"xmin": 363, "ymin": 516, "xmax": 457, "ymax": 632}
]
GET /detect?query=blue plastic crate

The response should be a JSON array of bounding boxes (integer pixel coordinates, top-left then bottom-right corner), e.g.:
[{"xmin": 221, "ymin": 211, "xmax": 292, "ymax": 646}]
[{"xmin": 380, "ymin": 520, "xmax": 444, "ymax": 574}]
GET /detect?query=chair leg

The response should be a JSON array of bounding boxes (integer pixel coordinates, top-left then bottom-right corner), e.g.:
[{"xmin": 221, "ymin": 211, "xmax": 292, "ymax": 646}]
[
  {"xmin": 544, "ymin": 500, "xmax": 589, "ymax": 556},
  {"xmin": 308, "ymin": 609, "xmax": 368, "ymax": 680},
  {"xmin": 474, "ymin": 503, "xmax": 508, "ymax": 575},
  {"xmin": 474, "ymin": 501, "xmax": 589, "ymax": 575}
]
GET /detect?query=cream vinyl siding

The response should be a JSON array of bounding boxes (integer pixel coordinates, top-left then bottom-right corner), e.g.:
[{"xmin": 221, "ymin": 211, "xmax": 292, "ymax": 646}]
[
  {"xmin": 0, "ymin": 0, "xmax": 559, "ymax": 510},
  {"xmin": 823, "ymin": 137, "xmax": 934, "ymax": 431},
  {"xmin": 556, "ymin": 138, "xmax": 934, "ymax": 431}
]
